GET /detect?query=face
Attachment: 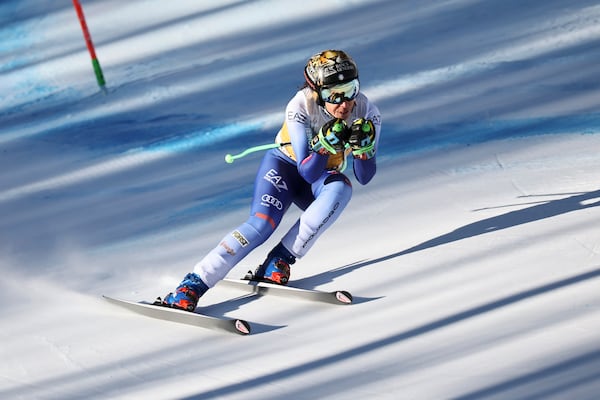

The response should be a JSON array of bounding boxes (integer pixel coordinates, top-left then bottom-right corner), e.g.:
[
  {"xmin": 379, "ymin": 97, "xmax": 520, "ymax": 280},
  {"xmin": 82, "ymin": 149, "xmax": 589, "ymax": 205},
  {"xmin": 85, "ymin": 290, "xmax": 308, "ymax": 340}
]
[
  {"xmin": 324, "ymin": 99, "xmax": 355, "ymax": 120},
  {"xmin": 319, "ymin": 78, "xmax": 359, "ymax": 120}
]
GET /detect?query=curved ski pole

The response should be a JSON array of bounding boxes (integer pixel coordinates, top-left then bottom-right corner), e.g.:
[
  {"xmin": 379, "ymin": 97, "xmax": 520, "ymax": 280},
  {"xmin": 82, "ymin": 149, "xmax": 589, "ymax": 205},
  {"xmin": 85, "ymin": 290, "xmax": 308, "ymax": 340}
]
[{"xmin": 225, "ymin": 142, "xmax": 290, "ymax": 163}]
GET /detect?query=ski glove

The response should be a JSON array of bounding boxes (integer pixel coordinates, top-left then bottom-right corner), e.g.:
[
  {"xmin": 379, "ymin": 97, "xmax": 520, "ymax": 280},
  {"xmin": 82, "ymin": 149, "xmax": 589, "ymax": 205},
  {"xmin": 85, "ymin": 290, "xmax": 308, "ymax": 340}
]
[
  {"xmin": 348, "ymin": 118, "xmax": 376, "ymax": 160},
  {"xmin": 311, "ymin": 118, "xmax": 350, "ymax": 155}
]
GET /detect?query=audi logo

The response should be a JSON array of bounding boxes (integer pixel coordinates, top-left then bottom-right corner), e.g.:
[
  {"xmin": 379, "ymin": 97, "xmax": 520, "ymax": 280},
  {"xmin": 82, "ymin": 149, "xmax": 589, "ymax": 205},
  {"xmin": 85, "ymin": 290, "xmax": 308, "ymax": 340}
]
[{"xmin": 261, "ymin": 194, "xmax": 283, "ymax": 210}]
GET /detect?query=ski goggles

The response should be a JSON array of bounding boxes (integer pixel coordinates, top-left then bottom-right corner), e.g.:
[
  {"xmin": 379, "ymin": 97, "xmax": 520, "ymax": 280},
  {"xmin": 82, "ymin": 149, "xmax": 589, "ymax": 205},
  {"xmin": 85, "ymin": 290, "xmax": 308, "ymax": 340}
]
[{"xmin": 320, "ymin": 79, "xmax": 360, "ymax": 104}]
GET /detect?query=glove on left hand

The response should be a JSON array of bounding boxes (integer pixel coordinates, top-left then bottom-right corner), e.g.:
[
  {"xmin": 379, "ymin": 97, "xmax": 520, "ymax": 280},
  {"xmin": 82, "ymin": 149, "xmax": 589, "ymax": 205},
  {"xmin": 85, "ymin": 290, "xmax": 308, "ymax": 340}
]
[{"xmin": 348, "ymin": 118, "xmax": 376, "ymax": 160}]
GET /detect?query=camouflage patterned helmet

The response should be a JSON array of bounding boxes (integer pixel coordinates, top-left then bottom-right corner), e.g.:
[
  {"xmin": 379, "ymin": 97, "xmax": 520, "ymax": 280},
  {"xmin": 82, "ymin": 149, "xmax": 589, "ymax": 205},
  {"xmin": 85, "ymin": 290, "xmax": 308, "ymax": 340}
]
[{"xmin": 304, "ymin": 50, "xmax": 359, "ymax": 91}]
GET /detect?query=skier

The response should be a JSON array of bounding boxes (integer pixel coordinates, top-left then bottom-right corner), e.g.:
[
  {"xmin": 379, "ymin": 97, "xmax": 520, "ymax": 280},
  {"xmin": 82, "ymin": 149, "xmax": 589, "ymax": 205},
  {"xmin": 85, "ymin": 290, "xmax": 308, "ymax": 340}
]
[{"xmin": 162, "ymin": 49, "xmax": 382, "ymax": 311}]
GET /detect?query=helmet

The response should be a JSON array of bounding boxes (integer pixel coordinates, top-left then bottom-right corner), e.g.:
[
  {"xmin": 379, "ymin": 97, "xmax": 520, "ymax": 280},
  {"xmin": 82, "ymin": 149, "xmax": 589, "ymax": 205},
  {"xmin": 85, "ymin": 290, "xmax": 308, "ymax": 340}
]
[{"xmin": 304, "ymin": 50, "xmax": 359, "ymax": 92}]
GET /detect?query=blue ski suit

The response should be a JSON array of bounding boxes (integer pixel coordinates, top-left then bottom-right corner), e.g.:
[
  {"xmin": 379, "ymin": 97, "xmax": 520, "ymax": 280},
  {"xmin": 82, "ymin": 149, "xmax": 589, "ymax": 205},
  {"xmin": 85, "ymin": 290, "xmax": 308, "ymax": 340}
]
[{"xmin": 193, "ymin": 87, "xmax": 381, "ymax": 287}]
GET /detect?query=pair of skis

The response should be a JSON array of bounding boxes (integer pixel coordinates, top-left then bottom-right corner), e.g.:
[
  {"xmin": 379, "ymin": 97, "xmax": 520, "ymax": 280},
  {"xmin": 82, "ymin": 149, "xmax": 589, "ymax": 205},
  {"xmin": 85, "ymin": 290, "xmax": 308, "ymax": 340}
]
[{"xmin": 103, "ymin": 272, "xmax": 352, "ymax": 335}]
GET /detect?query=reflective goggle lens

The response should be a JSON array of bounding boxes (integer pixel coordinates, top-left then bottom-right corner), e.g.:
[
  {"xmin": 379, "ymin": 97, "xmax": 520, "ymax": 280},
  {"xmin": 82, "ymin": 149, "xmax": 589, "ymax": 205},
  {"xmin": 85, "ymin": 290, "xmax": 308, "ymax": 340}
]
[{"xmin": 320, "ymin": 79, "xmax": 360, "ymax": 104}]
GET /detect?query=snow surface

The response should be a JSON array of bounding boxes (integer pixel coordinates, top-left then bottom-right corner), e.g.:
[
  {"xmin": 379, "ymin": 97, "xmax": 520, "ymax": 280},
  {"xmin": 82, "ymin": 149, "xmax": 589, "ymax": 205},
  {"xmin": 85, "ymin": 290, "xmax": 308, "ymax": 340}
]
[{"xmin": 1, "ymin": 0, "xmax": 600, "ymax": 399}]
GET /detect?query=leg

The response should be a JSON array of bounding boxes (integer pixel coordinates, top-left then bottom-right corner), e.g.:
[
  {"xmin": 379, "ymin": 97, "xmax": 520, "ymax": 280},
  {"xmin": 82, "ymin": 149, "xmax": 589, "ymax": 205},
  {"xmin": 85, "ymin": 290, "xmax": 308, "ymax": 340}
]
[
  {"xmin": 192, "ymin": 151, "xmax": 303, "ymax": 287},
  {"xmin": 163, "ymin": 151, "xmax": 302, "ymax": 309},
  {"xmin": 282, "ymin": 172, "xmax": 352, "ymax": 257}
]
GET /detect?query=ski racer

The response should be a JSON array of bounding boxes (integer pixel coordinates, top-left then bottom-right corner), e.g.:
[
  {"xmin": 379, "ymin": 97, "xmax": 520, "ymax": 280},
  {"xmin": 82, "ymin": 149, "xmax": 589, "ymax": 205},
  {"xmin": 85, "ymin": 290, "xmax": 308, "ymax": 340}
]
[{"xmin": 162, "ymin": 49, "xmax": 382, "ymax": 311}]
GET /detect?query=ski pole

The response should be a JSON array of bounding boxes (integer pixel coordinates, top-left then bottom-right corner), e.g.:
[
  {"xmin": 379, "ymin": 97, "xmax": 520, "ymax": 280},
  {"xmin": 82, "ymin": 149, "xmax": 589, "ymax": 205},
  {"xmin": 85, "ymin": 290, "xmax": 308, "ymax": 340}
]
[
  {"xmin": 225, "ymin": 142, "xmax": 290, "ymax": 164},
  {"xmin": 72, "ymin": 0, "xmax": 106, "ymax": 90}
]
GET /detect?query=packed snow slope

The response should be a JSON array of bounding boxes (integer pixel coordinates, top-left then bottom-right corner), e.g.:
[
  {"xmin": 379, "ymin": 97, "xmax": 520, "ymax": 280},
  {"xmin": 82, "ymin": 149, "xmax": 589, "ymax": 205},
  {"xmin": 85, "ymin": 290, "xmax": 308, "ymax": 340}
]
[{"xmin": 1, "ymin": 0, "xmax": 600, "ymax": 399}]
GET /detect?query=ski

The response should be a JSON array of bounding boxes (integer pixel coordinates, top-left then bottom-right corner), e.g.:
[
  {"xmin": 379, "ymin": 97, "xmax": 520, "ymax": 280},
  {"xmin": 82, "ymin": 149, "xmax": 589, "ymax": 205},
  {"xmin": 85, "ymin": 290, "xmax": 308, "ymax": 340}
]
[
  {"xmin": 102, "ymin": 295, "xmax": 251, "ymax": 335},
  {"xmin": 218, "ymin": 271, "xmax": 353, "ymax": 305}
]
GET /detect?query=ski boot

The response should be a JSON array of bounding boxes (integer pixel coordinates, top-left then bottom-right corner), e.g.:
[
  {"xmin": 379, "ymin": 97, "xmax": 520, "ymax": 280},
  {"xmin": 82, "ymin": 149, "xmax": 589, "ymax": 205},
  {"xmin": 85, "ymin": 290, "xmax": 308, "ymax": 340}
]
[
  {"xmin": 162, "ymin": 272, "xmax": 209, "ymax": 311},
  {"xmin": 254, "ymin": 242, "xmax": 296, "ymax": 285}
]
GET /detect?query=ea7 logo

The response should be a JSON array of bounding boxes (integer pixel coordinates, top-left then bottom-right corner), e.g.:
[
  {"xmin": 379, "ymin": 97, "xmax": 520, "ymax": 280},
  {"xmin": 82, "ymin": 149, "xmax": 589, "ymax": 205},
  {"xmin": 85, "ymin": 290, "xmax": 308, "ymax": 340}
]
[
  {"xmin": 263, "ymin": 169, "xmax": 288, "ymax": 192},
  {"xmin": 287, "ymin": 111, "xmax": 306, "ymax": 124},
  {"xmin": 261, "ymin": 194, "xmax": 283, "ymax": 210}
]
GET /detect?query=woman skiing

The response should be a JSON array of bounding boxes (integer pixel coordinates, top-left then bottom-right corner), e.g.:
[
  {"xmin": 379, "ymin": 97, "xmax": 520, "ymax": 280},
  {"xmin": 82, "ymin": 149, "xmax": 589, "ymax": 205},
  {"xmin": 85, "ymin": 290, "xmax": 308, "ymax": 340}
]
[{"xmin": 162, "ymin": 49, "xmax": 382, "ymax": 311}]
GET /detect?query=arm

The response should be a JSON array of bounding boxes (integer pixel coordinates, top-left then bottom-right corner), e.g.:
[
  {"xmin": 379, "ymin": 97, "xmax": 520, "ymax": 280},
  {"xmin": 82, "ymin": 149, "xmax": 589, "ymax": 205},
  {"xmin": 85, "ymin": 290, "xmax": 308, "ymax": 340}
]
[
  {"xmin": 287, "ymin": 118, "xmax": 329, "ymax": 183},
  {"xmin": 284, "ymin": 92, "xmax": 331, "ymax": 184},
  {"xmin": 352, "ymin": 102, "xmax": 382, "ymax": 185},
  {"xmin": 353, "ymin": 156, "xmax": 376, "ymax": 185}
]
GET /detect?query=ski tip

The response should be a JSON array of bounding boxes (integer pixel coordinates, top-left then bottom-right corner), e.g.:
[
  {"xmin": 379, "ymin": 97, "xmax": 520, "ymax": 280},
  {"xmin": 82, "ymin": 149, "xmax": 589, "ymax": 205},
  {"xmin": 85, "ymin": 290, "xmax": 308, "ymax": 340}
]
[
  {"xmin": 234, "ymin": 319, "xmax": 251, "ymax": 335},
  {"xmin": 335, "ymin": 290, "xmax": 353, "ymax": 304}
]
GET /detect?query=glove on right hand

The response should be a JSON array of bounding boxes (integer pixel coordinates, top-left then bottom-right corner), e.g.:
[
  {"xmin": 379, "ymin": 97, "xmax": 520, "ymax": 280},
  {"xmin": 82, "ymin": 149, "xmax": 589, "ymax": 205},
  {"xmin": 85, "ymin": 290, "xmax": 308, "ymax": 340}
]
[{"xmin": 311, "ymin": 118, "xmax": 349, "ymax": 155}]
